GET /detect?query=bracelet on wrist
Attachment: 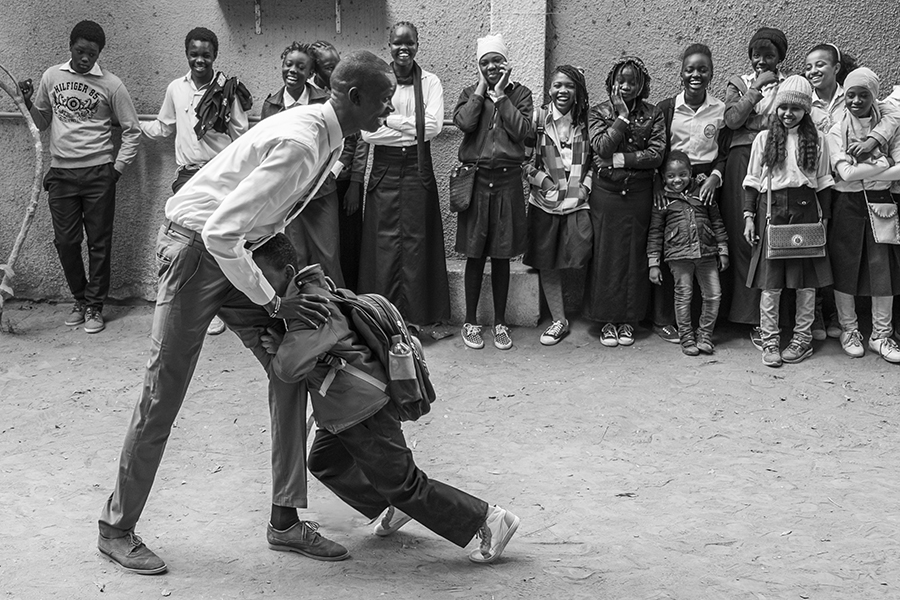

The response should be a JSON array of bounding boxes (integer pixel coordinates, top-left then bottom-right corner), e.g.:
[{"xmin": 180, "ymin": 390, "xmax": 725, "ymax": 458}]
[{"xmin": 268, "ymin": 295, "xmax": 282, "ymax": 319}]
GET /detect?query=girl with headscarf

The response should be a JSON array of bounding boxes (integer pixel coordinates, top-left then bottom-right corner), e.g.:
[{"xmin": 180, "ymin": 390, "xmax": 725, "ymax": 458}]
[
  {"xmin": 826, "ymin": 67, "xmax": 900, "ymax": 364},
  {"xmin": 720, "ymin": 27, "xmax": 788, "ymax": 336},
  {"xmin": 523, "ymin": 65, "xmax": 593, "ymax": 346},
  {"xmin": 359, "ymin": 22, "xmax": 450, "ymax": 323},
  {"xmin": 453, "ymin": 33, "xmax": 533, "ymax": 351},
  {"xmin": 584, "ymin": 56, "xmax": 666, "ymax": 348}
]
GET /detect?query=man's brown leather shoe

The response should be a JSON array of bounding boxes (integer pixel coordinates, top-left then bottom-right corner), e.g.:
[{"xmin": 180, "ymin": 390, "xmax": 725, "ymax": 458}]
[
  {"xmin": 98, "ymin": 531, "xmax": 167, "ymax": 574},
  {"xmin": 267, "ymin": 521, "xmax": 350, "ymax": 561}
]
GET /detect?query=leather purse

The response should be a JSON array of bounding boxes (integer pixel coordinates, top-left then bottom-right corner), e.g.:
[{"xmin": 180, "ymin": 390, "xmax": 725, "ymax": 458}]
[
  {"xmin": 863, "ymin": 188, "xmax": 900, "ymax": 245},
  {"xmin": 448, "ymin": 164, "xmax": 477, "ymax": 213},
  {"xmin": 764, "ymin": 172, "xmax": 827, "ymax": 260}
]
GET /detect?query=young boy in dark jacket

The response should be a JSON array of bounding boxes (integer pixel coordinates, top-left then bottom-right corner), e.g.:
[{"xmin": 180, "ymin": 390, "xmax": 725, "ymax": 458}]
[
  {"xmin": 648, "ymin": 151, "xmax": 729, "ymax": 355},
  {"xmin": 253, "ymin": 234, "xmax": 519, "ymax": 564}
]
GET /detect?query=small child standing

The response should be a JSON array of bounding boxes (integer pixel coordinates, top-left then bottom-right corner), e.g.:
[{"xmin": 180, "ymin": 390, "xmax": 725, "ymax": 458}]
[
  {"xmin": 647, "ymin": 151, "xmax": 729, "ymax": 356},
  {"xmin": 742, "ymin": 75, "xmax": 834, "ymax": 367}
]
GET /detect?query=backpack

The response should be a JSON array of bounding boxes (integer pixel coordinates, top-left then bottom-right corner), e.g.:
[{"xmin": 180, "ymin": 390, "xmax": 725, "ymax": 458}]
[{"xmin": 320, "ymin": 288, "xmax": 436, "ymax": 422}]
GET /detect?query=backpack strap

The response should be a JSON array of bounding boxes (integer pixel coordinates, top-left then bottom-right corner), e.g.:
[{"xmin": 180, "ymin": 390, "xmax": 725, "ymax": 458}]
[{"xmin": 317, "ymin": 353, "xmax": 387, "ymax": 396}]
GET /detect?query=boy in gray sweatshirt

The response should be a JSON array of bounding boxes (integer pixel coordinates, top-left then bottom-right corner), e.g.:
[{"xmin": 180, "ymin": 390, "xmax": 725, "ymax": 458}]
[{"xmin": 19, "ymin": 20, "xmax": 140, "ymax": 333}]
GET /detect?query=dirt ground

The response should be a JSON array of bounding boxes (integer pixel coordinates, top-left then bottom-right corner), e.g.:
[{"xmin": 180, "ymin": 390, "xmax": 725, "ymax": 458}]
[{"xmin": 1, "ymin": 300, "xmax": 899, "ymax": 600}]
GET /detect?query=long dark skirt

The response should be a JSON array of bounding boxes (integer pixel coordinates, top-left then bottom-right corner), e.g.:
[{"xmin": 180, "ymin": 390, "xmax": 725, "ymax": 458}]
[
  {"xmin": 720, "ymin": 144, "xmax": 761, "ymax": 324},
  {"xmin": 747, "ymin": 186, "xmax": 833, "ymax": 290},
  {"xmin": 583, "ymin": 178, "xmax": 653, "ymax": 323},
  {"xmin": 523, "ymin": 205, "xmax": 592, "ymax": 270},
  {"xmin": 830, "ymin": 190, "xmax": 900, "ymax": 296},
  {"xmin": 337, "ymin": 178, "xmax": 363, "ymax": 291},
  {"xmin": 455, "ymin": 166, "xmax": 527, "ymax": 259},
  {"xmin": 358, "ymin": 144, "xmax": 450, "ymax": 324},
  {"xmin": 285, "ymin": 188, "xmax": 344, "ymax": 288}
]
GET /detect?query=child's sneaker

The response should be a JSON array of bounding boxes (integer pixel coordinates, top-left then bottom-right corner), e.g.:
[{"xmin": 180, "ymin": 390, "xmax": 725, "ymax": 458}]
[
  {"xmin": 540, "ymin": 320, "xmax": 568, "ymax": 346},
  {"xmin": 826, "ymin": 320, "xmax": 842, "ymax": 339},
  {"xmin": 762, "ymin": 342, "xmax": 782, "ymax": 367},
  {"xmin": 493, "ymin": 324, "xmax": 513, "ymax": 350},
  {"xmin": 653, "ymin": 324, "xmax": 679, "ymax": 344},
  {"xmin": 461, "ymin": 323, "xmax": 484, "ymax": 349},
  {"xmin": 65, "ymin": 300, "xmax": 87, "ymax": 326},
  {"xmin": 839, "ymin": 330, "xmax": 864, "ymax": 358},
  {"xmin": 782, "ymin": 339, "xmax": 813, "ymax": 363},
  {"xmin": 600, "ymin": 323, "xmax": 618, "ymax": 347},
  {"xmin": 616, "ymin": 324, "xmax": 635, "ymax": 346},
  {"xmin": 84, "ymin": 307, "xmax": 105, "ymax": 334},
  {"xmin": 811, "ymin": 311, "xmax": 826, "ymax": 341},
  {"xmin": 869, "ymin": 336, "xmax": 900, "ymax": 363},
  {"xmin": 468, "ymin": 505, "xmax": 519, "ymax": 564},
  {"xmin": 696, "ymin": 336, "xmax": 715, "ymax": 354},
  {"xmin": 750, "ymin": 327, "xmax": 764, "ymax": 351},
  {"xmin": 681, "ymin": 341, "xmax": 700, "ymax": 356}
]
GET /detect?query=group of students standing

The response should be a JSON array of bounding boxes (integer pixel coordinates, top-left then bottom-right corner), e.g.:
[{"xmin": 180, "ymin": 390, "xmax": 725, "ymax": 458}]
[{"xmin": 19, "ymin": 21, "xmax": 900, "ymax": 369}]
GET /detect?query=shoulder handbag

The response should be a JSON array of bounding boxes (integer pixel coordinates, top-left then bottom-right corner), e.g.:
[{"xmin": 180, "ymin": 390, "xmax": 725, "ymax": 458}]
[
  {"xmin": 862, "ymin": 187, "xmax": 900, "ymax": 245},
  {"xmin": 449, "ymin": 123, "xmax": 489, "ymax": 213},
  {"xmin": 764, "ymin": 171, "xmax": 827, "ymax": 260}
]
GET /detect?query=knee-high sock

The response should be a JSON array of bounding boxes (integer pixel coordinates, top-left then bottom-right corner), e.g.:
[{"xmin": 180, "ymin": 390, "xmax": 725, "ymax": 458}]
[
  {"xmin": 464, "ymin": 256, "xmax": 487, "ymax": 323},
  {"xmin": 540, "ymin": 269, "xmax": 565, "ymax": 323},
  {"xmin": 491, "ymin": 258, "xmax": 510, "ymax": 325}
]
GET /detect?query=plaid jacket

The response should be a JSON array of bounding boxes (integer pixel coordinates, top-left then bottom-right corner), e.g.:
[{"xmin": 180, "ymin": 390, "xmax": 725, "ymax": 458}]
[{"xmin": 525, "ymin": 106, "xmax": 592, "ymax": 214}]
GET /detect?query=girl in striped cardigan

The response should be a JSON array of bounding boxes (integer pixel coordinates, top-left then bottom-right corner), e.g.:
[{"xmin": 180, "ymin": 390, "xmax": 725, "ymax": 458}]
[{"xmin": 524, "ymin": 65, "xmax": 593, "ymax": 345}]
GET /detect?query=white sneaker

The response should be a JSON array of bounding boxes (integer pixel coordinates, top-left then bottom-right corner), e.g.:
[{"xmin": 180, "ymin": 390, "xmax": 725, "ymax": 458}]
[
  {"xmin": 373, "ymin": 506, "xmax": 413, "ymax": 537},
  {"xmin": 869, "ymin": 336, "xmax": 900, "ymax": 363},
  {"xmin": 540, "ymin": 320, "xmax": 568, "ymax": 346},
  {"xmin": 468, "ymin": 505, "xmax": 519, "ymax": 564},
  {"xmin": 840, "ymin": 330, "xmax": 865, "ymax": 358},
  {"xmin": 207, "ymin": 315, "xmax": 226, "ymax": 336}
]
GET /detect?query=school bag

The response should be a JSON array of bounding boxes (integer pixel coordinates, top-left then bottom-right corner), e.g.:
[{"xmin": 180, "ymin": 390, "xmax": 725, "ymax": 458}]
[{"xmin": 319, "ymin": 287, "xmax": 436, "ymax": 422}]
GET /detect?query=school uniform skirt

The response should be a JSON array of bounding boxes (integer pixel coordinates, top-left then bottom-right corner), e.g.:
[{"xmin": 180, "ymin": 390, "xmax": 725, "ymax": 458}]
[
  {"xmin": 522, "ymin": 203, "xmax": 592, "ymax": 270},
  {"xmin": 829, "ymin": 190, "xmax": 900, "ymax": 296},
  {"xmin": 583, "ymin": 175, "xmax": 653, "ymax": 323},
  {"xmin": 454, "ymin": 166, "xmax": 527, "ymax": 259},
  {"xmin": 358, "ymin": 143, "xmax": 450, "ymax": 324},
  {"xmin": 720, "ymin": 144, "xmax": 761, "ymax": 324},
  {"xmin": 746, "ymin": 186, "xmax": 833, "ymax": 291}
]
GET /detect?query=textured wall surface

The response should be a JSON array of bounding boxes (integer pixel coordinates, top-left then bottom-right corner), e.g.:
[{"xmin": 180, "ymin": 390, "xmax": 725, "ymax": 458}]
[{"xmin": 2, "ymin": 0, "xmax": 899, "ymax": 303}]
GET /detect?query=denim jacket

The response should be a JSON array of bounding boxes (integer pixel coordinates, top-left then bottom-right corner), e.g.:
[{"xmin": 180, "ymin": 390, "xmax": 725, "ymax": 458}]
[{"xmin": 647, "ymin": 188, "xmax": 729, "ymax": 267}]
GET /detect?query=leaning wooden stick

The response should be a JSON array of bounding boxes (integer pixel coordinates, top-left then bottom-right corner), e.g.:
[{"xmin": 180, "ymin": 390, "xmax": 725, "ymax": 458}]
[{"xmin": 0, "ymin": 63, "xmax": 43, "ymax": 322}]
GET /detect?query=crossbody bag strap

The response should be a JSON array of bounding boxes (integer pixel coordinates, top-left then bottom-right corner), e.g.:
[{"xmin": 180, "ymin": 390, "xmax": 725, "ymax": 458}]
[
  {"xmin": 318, "ymin": 353, "xmax": 387, "ymax": 396},
  {"xmin": 766, "ymin": 169, "xmax": 773, "ymax": 223}
]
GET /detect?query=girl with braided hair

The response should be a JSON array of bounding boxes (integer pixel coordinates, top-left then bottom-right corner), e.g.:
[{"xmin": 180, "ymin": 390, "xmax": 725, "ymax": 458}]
[
  {"xmin": 742, "ymin": 75, "xmax": 833, "ymax": 367},
  {"xmin": 584, "ymin": 56, "xmax": 666, "ymax": 348},
  {"xmin": 524, "ymin": 65, "xmax": 593, "ymax": 345}
]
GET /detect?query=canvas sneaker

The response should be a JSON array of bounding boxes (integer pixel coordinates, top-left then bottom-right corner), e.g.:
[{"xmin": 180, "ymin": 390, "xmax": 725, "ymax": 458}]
[
  {"xmin": 540, "ymin": 320, "xmax": 569, "ymax": 346},
  {"xmin": 84, "ymin": 307, "xmax": 105, "ymax": 334},
  {"xmin": 616, "ymin": 324, "xmax": 635, "ymax": 346},
  {"xmin": 468, "ymin": 505, "xmax": 520, "ymax": 564},
  {"xmin": 600, "ymin": 323, "xmax": 618, "ymax": 347},
  {"xmin": 782, "ymin": 339, "xmax": 813, "ymax": 364},
  {"xmin": 493, "ymin": 324, "xmax": 513, "ymax": 350},
  {"xmin": 839, "ymin": 330, "xmax": 865, "ymax": 358},
  {"xmin": 65, "ymin": 300, "xmax": 86, "ymax": 326},
  {"xmin": 653, "ymin": 324, "xmax": 679, "ymax": 344},
  {"xmin": 461, "ymin": 323, "xmax": 484, "ymax": 349},
  {"xmin": 682, "ymin": 341, "xmax": 700, "ymax": 356},
  {"xmin": 696, "ymin": 336, "xmax": 715, "ymax": 354},
  {"xmin": 207, "ymin": 315, "xmax": 226, "ymax": 335},
  {"xmin": 869, "ymin": 336, "xmax": 900, "ymax": 364},
  {"xmin": 373, "ymin": 506, "xmax": 413, "ymax": 537}
]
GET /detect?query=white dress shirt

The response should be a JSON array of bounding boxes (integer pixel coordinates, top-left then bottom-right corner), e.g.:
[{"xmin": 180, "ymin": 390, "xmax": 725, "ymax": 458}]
[
  {"xmin": 142, "ymin": 73, "xmax": 249, "ymax": 167},
  {"xmin": 550, "ymin": 105, "xmax": 574, "ymax": 167},
  {"xmin": 670, "ymin": 91, "xmax": 726, "ymax": 180},
  {"xmin": 165, "ymin": 102, "xmax": 344, "ymax": 305},
  {"xmin": 283, "ymin": 85, "xmax": 310, "ymax": 110},
  {"xmin": 810, "ymin": 84, "xmax": 845, "ymax": 134},
  {"xmin": 743, "ymin": 128, "xmax": 834, "ymax": 192},
  {"xmin": 361, "ymin": 69, "xmax": 443, "ymax": 146}
]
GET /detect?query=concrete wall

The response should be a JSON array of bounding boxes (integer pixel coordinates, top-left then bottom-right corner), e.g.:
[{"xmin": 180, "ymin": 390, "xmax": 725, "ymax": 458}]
[{"xmin": 2, "ymin": 0, "xmax": 900, "ymax": 305}]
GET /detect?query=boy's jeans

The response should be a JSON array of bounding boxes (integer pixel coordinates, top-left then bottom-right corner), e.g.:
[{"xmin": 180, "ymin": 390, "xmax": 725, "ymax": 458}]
[
  {"xmin": 669, "ymin": 257, "xmax": 722, "ymax": 343},
  {"xmin": 834, "ymin": 291, "xmax": 894, "ymax": 340},
  {"xmin": 760, "ymin": 288, "xmax": 815, "ymax": 346}
]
